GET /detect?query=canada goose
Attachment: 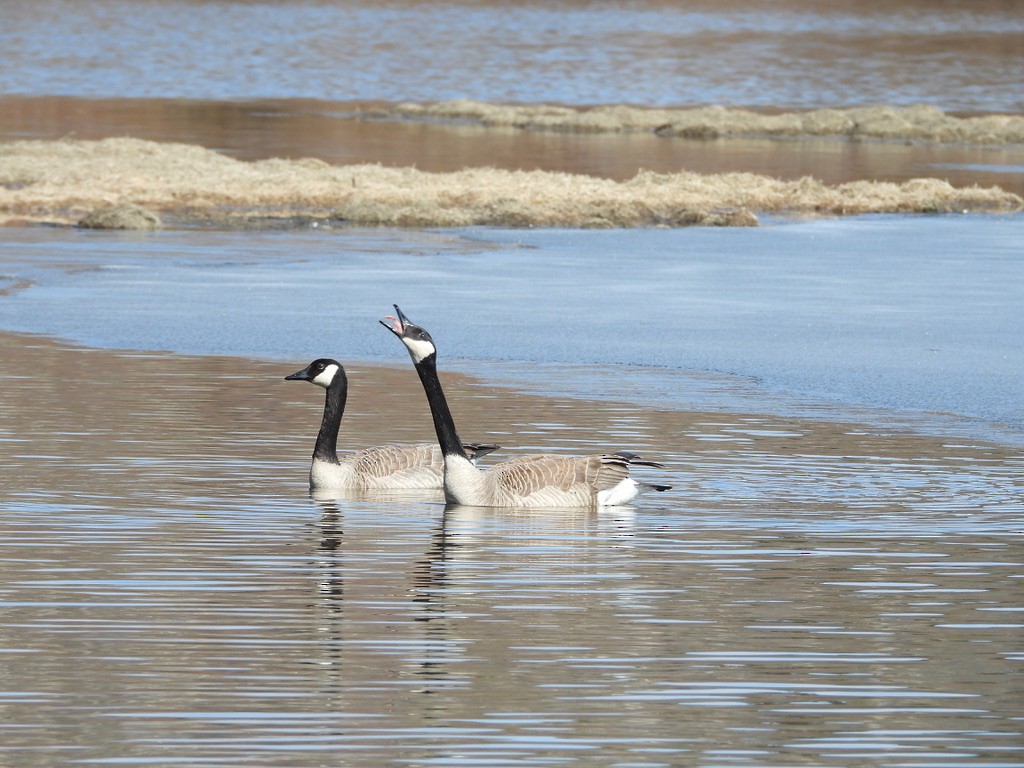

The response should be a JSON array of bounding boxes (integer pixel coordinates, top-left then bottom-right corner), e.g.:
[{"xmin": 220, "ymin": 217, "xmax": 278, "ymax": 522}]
[
  {"xmin": 379, "ymin": 307, "xmax": 671, "ymax": 508},
  {"xmin": 286, "ymin": 358, "xmax": 499, "ymax": 491}
]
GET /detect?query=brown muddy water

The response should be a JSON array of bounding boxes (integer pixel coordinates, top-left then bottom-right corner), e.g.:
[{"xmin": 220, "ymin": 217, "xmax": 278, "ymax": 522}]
[
  {"xmin": 4, "ymin": 96, "xmax": 1024, "ymax": 200},
  {"xmin": 1, "ymin": 331, "xmax": 1022, "ymax": 767}
]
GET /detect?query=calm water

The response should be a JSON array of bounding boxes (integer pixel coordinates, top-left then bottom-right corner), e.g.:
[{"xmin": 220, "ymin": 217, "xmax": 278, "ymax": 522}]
[
  {"xmin": 0, "ymin": 216, "xmax": 1021, "ymax": 440},
  {"xmin": 2, "ymin": 0, "xmax": 1023, "ymax": 111}
]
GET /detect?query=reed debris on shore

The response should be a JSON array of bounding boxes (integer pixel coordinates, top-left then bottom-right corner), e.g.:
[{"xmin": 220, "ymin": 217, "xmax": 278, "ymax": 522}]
[
  {"xmin": 0, "ymin": 138, "xmax": 1019, "ymax": 229},
  {"xmin": 385, "ymin": 101, "xmax": 1024, "ymax": 146}
]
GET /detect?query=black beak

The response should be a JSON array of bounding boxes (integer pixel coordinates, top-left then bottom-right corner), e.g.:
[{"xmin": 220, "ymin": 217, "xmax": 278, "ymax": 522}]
[
  {"xmin": 380, "ymin": 304, "xmax": 413, "ymax": 337},
  {"xmin": 285, "ymin": 365, "xmax": 311, "ymax": 381}
]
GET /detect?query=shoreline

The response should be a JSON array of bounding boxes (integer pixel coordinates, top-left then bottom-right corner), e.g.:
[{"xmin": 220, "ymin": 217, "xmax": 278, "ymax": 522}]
[
  {"xmin": 8, "ymin": 96, "xmax": 1023, "ymax": 145},
  {"xmin": 1, "ymin": 220, "xmax": 1021, "ymax": 448},
  {"xmin": 3, "ymin": 323, "xmax": 1021, "ymax": 451},
  {"xmin": 2, "ymin": 135, "xmax": 1020, "ymax": 229},
  {"xmin": 383, "ymin": 99, "xmax": 1024, "ymax": 145},
  {"xmin": 3, "ymin": 328, "xmax": 1021, "ymax": 465},
  {"xmin": 4, "ymin": 95, "xmax": 1023, "ymax": 229}
]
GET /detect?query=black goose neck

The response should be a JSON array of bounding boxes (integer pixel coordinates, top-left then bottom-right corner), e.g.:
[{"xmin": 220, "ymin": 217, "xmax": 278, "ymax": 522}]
[
  {"xmin": 313, "ymin": 372, "xmax": 348, "ymax": 465},
  {"xmin": 415, "ymin": 354, "xmax": 468, "ymax": 460}
]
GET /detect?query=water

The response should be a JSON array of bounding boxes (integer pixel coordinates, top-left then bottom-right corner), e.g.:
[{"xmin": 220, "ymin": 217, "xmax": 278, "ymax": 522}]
[
  {"xmin": 2, "ymin": 334, "xmax": 1023, "ymax": 767},
  {"xmin": 1, "ymin": 217, "xmax": 1023, "ymax": 766},
  {"xmin": 4, "ymin": 1, "xmax": 1024, "ymax": 198},
  {"xmin": 2, "ymin": 1, "xmax": 1024, "ymax": 764},
  {"xmin": 0, "ymin": 216, "xmax": 1021, "ymax": 440},
  {"xmin": 2, "ymin": 0, "xmax": 1023, "ymax": 111}
]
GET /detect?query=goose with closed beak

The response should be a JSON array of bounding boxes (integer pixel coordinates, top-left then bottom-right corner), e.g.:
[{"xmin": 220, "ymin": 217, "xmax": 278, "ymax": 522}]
[
  {"xmin": 379, "ymin": 307, "xmax": 671, "ymax": 508},
  {"xmin": 286, "ymin": 358, "xmax": 499, "ymax": 491}
]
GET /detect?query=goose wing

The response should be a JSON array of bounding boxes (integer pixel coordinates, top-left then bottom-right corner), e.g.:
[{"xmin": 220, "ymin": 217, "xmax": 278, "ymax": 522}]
[
  {"xmin": 350, "ymin": 441, "xmax": 502, "ymax": 479},
  {"xmin": 349, "ymin": 443, "xmax": 443, "ymax": 478},
  {"xmin": 594, "ymin": 451, "xmax": 670, "ymax": 492},
  {"xmin": 488, "ymin": 454, "xmax": 616, "ymax": 495},
  {"xmin": 490, "ymin": 452, "xmax": 667, "ymax": 505}
]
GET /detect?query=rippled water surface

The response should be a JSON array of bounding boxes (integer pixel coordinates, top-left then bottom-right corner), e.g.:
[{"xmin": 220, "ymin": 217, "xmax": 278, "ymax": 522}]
[
  {"xmin": 3, "ymin": 0, "xmax": 1023, "ymax": 111},
  {"xmin": 1, "ymin": 333, "xmax": 1022, "ymax": 767},
  {"xmin": 1, "ymin": 219, "xmax": 1023, "ymax": 764},
  {"xmin": 3, "ymin": 2, "xmax": 1023, "ymax": 764}
]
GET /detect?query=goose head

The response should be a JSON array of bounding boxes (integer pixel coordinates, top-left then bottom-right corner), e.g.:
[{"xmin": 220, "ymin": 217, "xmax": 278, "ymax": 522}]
[
  {"xmin": 380, "ymin": 305, "xmax": 437, "ymax": 364},
  {"xmin": 285, "ymin": 358, "xmax": 343, "ymax": 389}
]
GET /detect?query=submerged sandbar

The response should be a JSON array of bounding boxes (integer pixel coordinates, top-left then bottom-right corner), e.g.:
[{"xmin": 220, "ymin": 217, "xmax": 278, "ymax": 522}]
[{"xmin": 1, "ymin": 137, "xmax": 1020, "ymax": 229}]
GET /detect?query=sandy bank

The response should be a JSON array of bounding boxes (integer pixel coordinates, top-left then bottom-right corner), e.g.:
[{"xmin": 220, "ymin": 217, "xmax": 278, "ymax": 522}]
[
  {"xmin": 1, "ymin": 138, "xmax": 1020, "ymax": 229},
  {"xmin": 385, "ymin": 101, "xmax": 1024, "ymax": 146}
]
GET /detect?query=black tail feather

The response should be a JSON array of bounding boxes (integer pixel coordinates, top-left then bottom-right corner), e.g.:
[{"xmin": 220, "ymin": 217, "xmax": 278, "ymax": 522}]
[
  {"xmin": 610, "ymin": 450, "xmax": 665, "ymax": 469},
  {"xmin": 464, "ymin": 442, "xmax": 501, "ymax": 461}
]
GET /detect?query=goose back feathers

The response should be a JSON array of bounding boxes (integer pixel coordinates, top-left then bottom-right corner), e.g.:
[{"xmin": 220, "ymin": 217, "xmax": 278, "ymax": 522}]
[{"xmin": 467, "ymin": 451, "xmax": 671, "ymax": 507}]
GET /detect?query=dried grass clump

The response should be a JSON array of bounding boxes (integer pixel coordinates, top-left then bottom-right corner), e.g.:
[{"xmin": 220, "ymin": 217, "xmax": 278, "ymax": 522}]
[
  {"xmin": 0, "ymin": 138, "xmax": 1019, "ymax": 229},
  {"xmin": 79, "ymin": 204, "xmax": 161, "ymax": 230},
  {"xmin": 386, "ymin": 101, "xmax": 1024, "ymax": 145}
]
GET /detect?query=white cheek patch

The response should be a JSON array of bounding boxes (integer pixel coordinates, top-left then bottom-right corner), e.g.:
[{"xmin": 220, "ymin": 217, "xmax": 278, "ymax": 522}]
[
  {"xmin": 403, "ymin": 337, "xmax": 436, "ymax": 363},
  {"xmin": 312, "ymin": 364, "xmax": 340, "ymax": 388}
]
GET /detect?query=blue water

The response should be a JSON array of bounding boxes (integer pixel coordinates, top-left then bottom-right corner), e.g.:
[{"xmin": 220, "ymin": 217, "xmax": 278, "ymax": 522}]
[
  {"xmin": 2, "ymin": 0, "xmax": 1023, "ymax": 111},
  {"xmin": 1, "ymin": 215, "xmax": 1021, "ymax": 443}
]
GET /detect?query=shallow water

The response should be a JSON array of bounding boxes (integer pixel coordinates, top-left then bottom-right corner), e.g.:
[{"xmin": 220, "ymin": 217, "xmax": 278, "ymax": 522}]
[
  {"xmin": 1, "ymin": 333, "xmax": 1022, "ymax": 767},
  {"xmin": 2, "ymin": 219, "xmax": 1023, "ymax": 763}
]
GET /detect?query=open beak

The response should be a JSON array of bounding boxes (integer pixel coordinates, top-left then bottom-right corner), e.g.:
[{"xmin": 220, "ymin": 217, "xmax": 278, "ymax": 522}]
[
  {"xmin": 285, "ymin": 365, "xmax": 311, "ymax": 381},
  {"xmin": 379, "ymin": 304, "xmax": 412, "ymax": 337}
]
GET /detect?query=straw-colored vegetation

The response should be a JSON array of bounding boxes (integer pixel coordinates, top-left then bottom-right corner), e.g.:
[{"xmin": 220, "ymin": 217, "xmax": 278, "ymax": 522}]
[
  {"xmin": 0, "ymin": 138, "xmax": 1020, "ymax": 229},
  {"xmin": 385, "ymin": 101, "xmax": 1024, "ymax": 145},
  {"xmin": 79, "ymin": 204, "xmax": 162, "ymax": 230}
]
